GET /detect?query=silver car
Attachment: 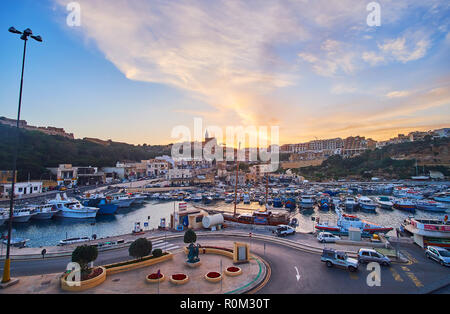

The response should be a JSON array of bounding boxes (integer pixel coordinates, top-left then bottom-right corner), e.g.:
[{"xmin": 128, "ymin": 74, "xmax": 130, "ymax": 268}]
[
  {"xmin": 425, "ymin": 246, "xmax": 450, "ymax": 267},
  {"xmin": 358, "ymin": 248, "xmax": 391, "ymax": 266}
]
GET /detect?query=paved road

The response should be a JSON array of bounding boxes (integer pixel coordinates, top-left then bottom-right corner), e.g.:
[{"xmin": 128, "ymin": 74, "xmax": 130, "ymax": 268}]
[{"xmin": 3, "ymin": 234, "xmax": 449, "ymax": 293}]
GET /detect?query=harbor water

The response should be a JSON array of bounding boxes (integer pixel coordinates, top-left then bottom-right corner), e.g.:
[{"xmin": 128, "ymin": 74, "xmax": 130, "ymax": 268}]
[{"xmin": 1, "ymin": 199, "xmax": 448, "ymax": 248}]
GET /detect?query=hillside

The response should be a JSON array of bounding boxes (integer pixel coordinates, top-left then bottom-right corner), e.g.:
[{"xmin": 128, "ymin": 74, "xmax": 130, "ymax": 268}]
[
  {"xmin": 0, "ymin": 124, "xmax": 172, "ymax": 181},
  {"xmin": 292, "ymin": 137, "xmax": 450, "ymax": 181}
]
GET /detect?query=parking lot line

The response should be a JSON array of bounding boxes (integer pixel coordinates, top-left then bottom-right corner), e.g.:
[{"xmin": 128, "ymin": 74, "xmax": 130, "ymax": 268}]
[
  {"xmin": 404, "ymin": 272, "xmax": 424, "ymax": 288},
  {"xmin": 402, "ymin": 251, "xmax": 418, "ymax": 264},
  {"xmin": 389, "ymin": 267, "xmax": 403, "ymax": 282}
]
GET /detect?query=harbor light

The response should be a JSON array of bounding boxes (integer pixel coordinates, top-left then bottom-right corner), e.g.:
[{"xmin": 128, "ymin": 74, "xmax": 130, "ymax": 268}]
[{"xmin": 2, "ymin": 27, "xmax": 42, "ymax": 285}]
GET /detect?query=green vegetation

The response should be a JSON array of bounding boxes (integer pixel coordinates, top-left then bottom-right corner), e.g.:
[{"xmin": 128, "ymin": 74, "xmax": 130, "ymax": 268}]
[
  {"xmin": 71, "ymin": 245, "xmax": 98, "ymax": 274},
  {"xmin": 128, "ymin": 238, "xmax": 152, "ymax": 260},
  {"xmin": 294, "ymin": 137, "xmax": 449, "ymax": 181},
  {"xmin": 184, "ymin": 229, "xmax": 197, "ymax": 244},
  {"xmin": 152, "ymin": 248, "xmax": 163, "ymax": 257},
  {"xmin": 0, "ymin": 124, "xmax": 172, "ymax": 181}
]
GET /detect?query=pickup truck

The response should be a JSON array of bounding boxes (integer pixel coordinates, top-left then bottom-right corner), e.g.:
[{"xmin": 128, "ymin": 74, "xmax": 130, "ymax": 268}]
[{"xmin": 321, "ymin": 248, "xmax": 359, "ymax": 272}]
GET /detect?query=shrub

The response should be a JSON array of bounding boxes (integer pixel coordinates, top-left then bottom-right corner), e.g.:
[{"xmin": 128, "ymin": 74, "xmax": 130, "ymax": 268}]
[
  {"xmin": 129, "ymin": 238, "xmax": 152, "ymax": 260},
  {"xmin": 72, "ymin": 245, "xmax": 98, "ymax": 274},
  {"xmin": 152, "ymin": 248, "xmax": 163, "ymax": 257},
  {"xmin": 184, "ymin": 229, "xmax": 197, "ymax": 244}
]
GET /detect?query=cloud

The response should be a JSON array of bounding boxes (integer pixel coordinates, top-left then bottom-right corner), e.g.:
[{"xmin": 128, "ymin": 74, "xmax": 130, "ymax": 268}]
[
  {"xmin": 52, "ymin": 0, "xmax": 450, "ymax": 144},
  {"xmin": 386, "ymin": 90, "xmax": 411, "ymax": 98}
]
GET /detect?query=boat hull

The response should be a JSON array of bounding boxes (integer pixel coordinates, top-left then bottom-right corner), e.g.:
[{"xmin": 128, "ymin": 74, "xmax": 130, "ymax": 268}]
[
  {"xmin": 32, "ymin": 211, "xmax": 57, "ymax": 220},
  {"xmin": 55, "ymin": 209, "xmax": 97, "ymax": 219},
  {"xmin": 97, "ymin": 204, "xmax": 118, "ymax": 215}
]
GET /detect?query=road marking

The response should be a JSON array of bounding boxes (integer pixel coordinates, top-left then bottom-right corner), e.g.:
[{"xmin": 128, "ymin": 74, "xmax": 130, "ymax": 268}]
[
  {"xmin": 399, "ymin": 266, "xmax": 423, "ymax": 288},
  {"xmin": 389, "ymin": 267, "xmax": 403, "ymax": 282},
  {"xmin": 405, "ymin": 272, "xmax": 423, "ymax": 288},
  {"xmin": 294, "ymin": 266, "xmax": 300, "ymax": 282}
]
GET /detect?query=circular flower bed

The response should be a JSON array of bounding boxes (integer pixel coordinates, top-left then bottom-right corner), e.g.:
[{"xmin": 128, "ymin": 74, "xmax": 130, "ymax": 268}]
[
  {"xmin": 146, "ymin": 272, "xmax": 165, "ymax": 284},
  {"xmin": 170, "ymin": 273, "xmax": 189, "ymax": 285},
  {"xmin": 224, "ymin": 266, "xmax": 242, "ymax": 277},
  {"xmin": 61, "ymin": 266, "xmax": 107, "ymax": 292},
  {"xmin": 205, "ymin": 271, "xmax": 222, "ymax": 283}
]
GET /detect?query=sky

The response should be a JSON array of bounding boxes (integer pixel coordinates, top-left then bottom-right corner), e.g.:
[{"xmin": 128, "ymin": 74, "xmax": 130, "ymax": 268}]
[{"xmin": 1, "ymin": 0, "xmax": 449, "ymax": 146}]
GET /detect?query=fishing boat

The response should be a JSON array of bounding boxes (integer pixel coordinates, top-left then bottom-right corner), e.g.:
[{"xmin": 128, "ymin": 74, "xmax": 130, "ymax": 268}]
[
  {"xmin": 128, "ymin": 193, "xmax": 147, "ymax": 205},
  {"xmin": 108, "ymin": 194, "xmax": 135, "ymax": 208},
  {"xmin": 31, "ymin": 204, "xmax": 59, "ymax": 220},
  {"xmin": 318, "ymin": 196, "xmax": 331, "ymax": 211},
  {"xmin": 401, "ymin": 215, "xmax": 450, "ymax": 248},
  {"xmin": 375, "ymin": 196, "xmax": 394, "ymax": 210},
  {"xmin": 415, "ymin": 200, "xmax": 447, "ymax": 213},
  {"xmin": 315, "ymin": 207, "xmax": 392, "ymax": 235},
  {"xmin": 58, "ymin": 236, "xmax": 91, "ymax": 246},
  {"xmin": 2, "ymin": 237, "xmax": 29, "ymax": 248},
  {"xmin": 192, "ymin": 193, "xmax": 203, "ymax": 203},
  {"xmin": 48, "ymin": 193, "xmax": 98, "ymax": 219},
  {"xmin": 357, "ymin": 196, "xmax": 377, "ymax": 213},
  {"xmin": 299, "ymin": 195, "xmax": 315, "ymax": 209},
  {"xmin": 223, "ymin": 209, "xmax": 289, "ymax": 226},
  {"xmin": 344, "ymin": 196, "xmax": 357, "ymax": 211},
  {"xmin": 0, "ymin": 207, "xmax": 35, "ymax": 223},
  {"xmin": 284, "ymin": 197, "xmax": 297, "ymax": 210},
  {"xmin": 393, "ymin": 198, "xmax": 416, "ymax": 213},
  {"xmin": 243, "ymin": 193, "xmax": 251, "ymax": 204},
  {"xmin": 272, "ymin": 197, "xmax": 283, "ymax": 208},
  {"xmin": 81, "ymin": 197, "xmax": 118, "ymax": 215},
  {"xmin": 433, "ymin": 192, "xmax": 450, "ymax": 203}
]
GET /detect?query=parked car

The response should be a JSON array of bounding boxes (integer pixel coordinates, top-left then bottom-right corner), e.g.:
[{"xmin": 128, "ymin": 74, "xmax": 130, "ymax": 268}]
[
  {"xmin": 317, "ymin": 232, "xmax": 340, "ymax": 243},
  {"xmin": 275, "ymin": 225, "xmax": 296, "ymax": 237},
  {"xmin": 357, "ymin": 248, "xmax": 391, "ymax": 266},
  {"xmin": 425, "ymin": 246, "xmax": 450, "ymax": 266},
  {"xmin": 321, "ymin": 248, "xmax": 359, "ymax": 272}
]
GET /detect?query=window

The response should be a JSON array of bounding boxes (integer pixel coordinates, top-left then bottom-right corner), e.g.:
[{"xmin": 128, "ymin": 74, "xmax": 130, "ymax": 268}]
[
  {"xmin": 362, "ymin": 251, "xmax": 370, "ymax": 256},
  {"xmin": 18, "ymin": 188, "xmax": 23, "ymax": 192}
]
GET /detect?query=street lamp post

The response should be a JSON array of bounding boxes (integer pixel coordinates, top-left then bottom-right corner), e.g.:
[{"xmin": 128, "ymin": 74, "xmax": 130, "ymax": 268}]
[{"xmin": 2, "ymin": 27, "xmax": 42, "ymax": 284}]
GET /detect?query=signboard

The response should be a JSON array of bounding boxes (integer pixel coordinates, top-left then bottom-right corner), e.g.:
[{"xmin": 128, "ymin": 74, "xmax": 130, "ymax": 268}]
[{"xmin": 179, "ymin": 202, "xmax": 187, "ymax": 211}]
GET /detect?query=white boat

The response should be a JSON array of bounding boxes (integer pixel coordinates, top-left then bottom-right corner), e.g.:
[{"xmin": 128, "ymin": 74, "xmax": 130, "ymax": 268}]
[
  {"xmin": 48, "ymin": 193, "xmax": 98, "ymax": 219},
  {"xmin": 2, "ymin": 237, "xmax": 29, "ymax": 248},
  {"xmin": 375, "ymin": 196, "xmax": 393, "ymax": 210},
  {"xmin": 58, "ymin": 236, "xmax": 91, "ymax": 246},
  {"xmin": 315, "ymin": 207, "xmax": 392, "ymax": 235},
  {"xmin": 31, "ymin": 204, "xmax": 59, "ymax": 220},
  {"xmin": 129, "ymin": 193, "xmax": 146, "ymax": 205},
  {"xmin": 0, "ymin": 211, "xmax": 8, "ymax": 225},
  {"xmin": 300, "ymin": 195, "xmax": 315, "ymax": 209},
  {"xmin": 0, "ymin": 207, "xmax": 35, "ymax": 223},
  {"xmin": 415, "ymin": 200, "xmax": 447, "ymax": 213},
  {"xmin": 108, "ymin": 194, "xmax": 135, "ymax": 208},
  {"xmin": 344, "ymin": 196, "xmax": 357, "ymax": 211},
  {"xmin": 358, "ymin": 196, "xmax": 377, "ymax": 212}
]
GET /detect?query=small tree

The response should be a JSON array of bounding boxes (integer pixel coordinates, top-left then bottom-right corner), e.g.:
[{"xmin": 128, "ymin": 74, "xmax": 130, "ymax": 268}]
[
  {"xmin": 184, "ymin": 229, "xmax": 197, "ymax": 244},
  {"xmin": 72, "ymin": 245, "xmax": 98, "ymax": 275},
  {"xmin": 152, "ymin": 248, "xmax": 163, "ymax": 258},
  {"xmin": 129, "ymin": 238, "xmax": 152, "ymax": 260}
]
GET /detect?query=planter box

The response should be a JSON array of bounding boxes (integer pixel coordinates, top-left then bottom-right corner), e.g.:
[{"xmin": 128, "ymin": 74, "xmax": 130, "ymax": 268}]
[
  {"xmin": 104, "ymin": 252, "xmax": 173, "ymax": 275},
  {"xmin": 146, "ymin": 273, "xmax": 165, "ymax": 284},
  {"xmin": 205, "ymin": 272, "xmax": 222, "ymax": 283},
  {"xmin": 184, "ymin": 247, "xmax": 234, "ymax": 259},
  {"xmin": 61, "ymin": 266, "xmax": 106, "ymax": 292},
  {"xmin": 224, "ymin": 266, "xmax": 242, "ymax": 277},
  {"xmin": 170, "ymin": 274, "xmax": 189, "ymax": 285}
]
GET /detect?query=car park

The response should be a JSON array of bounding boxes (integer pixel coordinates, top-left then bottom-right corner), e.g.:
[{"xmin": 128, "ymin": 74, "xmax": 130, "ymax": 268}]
[
  {"xmin": 275, "ymin": 225, "xmax": 296, "ymax": 237},
  {"xmin": 317, "ymin": 232, "xmax": 340, "ymax": 243},
  {"xmin": 357, "ymin": 248, "xmax": 391, "ymax": 266},
  {"xmin": 321, "ymin": 248, "xmax": 359, "ymax": 272},
  {"xmin": 425, "ymin": 246, "xmax": 450, "ymax": 267}
]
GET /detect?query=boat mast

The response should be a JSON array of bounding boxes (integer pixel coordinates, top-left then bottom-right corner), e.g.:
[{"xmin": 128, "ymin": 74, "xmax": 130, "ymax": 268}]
[{"xmin": 233, "ymin": 143, "xmax": 240, "ymax": 217}]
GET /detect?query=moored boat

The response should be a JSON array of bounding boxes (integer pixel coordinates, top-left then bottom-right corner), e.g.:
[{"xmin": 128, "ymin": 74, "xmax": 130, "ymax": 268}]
[
  {"xmin": 393, "ymin": 198, "xmax": 416, "ymax": 213},
  {"xmin": 31, "ymin": 204, "xmax": 59, "ymax": 220},
  {"xmin": 358, "ymin": 196, "xmax": 377, "ymax": 213},
  {"xmin": 375, "ymin": 196, "xmax": 393, "ymax": 210},
  {"xmin": 315, "ymin": 207, "xmax": 392, "ymax": 236},
  {"xmin": 48, "ymin": 193, "xmax": 98, "ymax": 219}
]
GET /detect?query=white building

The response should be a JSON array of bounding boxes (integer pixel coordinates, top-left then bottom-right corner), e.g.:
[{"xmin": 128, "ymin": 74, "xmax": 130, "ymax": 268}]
[
  {"xmin": 0, "ymin": 181, "xmax": 43, "ymax": 198},
  {"xmin": 166, "ymin": 168, "xmax": 192, "ymax": 180}
]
